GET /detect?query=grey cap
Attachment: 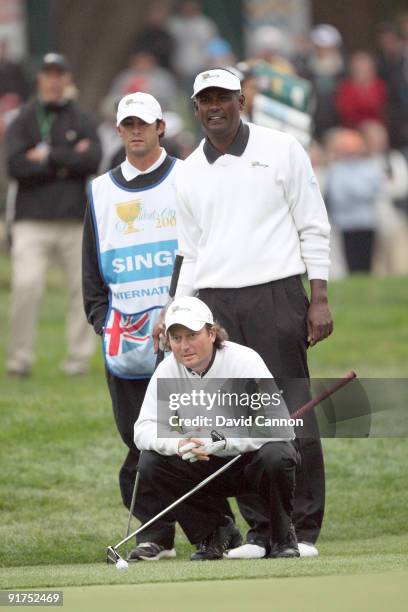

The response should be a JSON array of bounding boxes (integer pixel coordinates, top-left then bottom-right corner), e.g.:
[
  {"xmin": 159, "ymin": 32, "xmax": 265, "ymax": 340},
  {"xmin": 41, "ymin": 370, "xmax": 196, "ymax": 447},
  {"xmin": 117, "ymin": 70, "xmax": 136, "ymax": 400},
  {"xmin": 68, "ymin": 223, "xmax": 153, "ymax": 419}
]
[{"xmin": 40, "ymin": 53, "xmax": 70, "ymax": 73}]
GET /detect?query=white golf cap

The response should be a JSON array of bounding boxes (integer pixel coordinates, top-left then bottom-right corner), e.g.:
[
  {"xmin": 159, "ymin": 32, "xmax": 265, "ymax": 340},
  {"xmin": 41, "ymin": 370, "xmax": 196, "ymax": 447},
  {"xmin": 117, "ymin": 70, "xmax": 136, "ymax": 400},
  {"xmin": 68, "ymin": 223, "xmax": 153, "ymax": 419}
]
[
  {"xmin": 311, "ymin": 24, "xmax": 342, "ymax": 48},
  {"xmin": 116, "ymin": 92, "xmax": 163, "ymax": 126},
  {"xmin": 165, "ymin": 297, "xmax": 214, "ymax": 332},
  {"xmin": 191, "ymin": 68, "xmax": 241, "ymax": 99}
]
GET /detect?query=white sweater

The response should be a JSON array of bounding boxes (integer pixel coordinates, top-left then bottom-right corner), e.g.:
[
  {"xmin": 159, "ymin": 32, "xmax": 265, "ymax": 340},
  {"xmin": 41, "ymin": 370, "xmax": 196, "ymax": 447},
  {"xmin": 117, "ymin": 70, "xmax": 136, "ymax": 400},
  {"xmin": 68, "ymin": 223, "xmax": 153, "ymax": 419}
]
[
  {"xmin": 175, "ymin": 123, "xmax": 330, "ymax": 295},
  {"xmin": 134, "ymin": 341, "xmax": 294, "ymax": 457}
]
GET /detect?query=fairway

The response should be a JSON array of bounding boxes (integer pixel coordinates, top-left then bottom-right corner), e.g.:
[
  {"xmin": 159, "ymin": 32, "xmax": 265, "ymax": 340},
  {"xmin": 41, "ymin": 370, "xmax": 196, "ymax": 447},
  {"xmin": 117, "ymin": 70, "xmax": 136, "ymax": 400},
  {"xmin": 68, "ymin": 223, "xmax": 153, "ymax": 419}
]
[{"xmin": 1, "ymin": 252, "xmax": 408, "ymax": 610}]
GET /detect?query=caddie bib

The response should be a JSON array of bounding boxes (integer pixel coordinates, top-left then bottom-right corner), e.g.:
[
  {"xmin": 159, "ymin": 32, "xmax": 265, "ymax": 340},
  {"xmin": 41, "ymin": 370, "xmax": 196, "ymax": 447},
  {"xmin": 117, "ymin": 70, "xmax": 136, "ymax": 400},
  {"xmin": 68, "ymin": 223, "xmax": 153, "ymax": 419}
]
[{"xmin": 89, "ymin": 157, "xmax": 179, "ymax": 378}]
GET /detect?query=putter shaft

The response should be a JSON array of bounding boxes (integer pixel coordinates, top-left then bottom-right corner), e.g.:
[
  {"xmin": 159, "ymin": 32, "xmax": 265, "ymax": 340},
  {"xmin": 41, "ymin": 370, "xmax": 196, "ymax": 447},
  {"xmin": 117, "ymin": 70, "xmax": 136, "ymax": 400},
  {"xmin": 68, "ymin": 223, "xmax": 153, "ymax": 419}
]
[{"xmin": 113, "ymin": 454, "xmax": 241, "ymax": 551}]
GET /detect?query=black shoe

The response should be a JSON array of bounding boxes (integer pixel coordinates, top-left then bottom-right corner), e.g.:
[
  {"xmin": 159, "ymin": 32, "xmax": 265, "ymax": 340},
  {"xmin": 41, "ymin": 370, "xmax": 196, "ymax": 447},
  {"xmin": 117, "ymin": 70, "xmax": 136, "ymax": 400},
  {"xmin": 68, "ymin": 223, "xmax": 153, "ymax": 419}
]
[
  {"xmin": 127, "ymin": 542, "xmax": 176, "ymax": 562},
  {"xmin": 191, "ymin": 517, "xmax": 242, "ymax": 561},
  {"xmin": 268, "ymin": 524, "xmax": 300, "ymax": 559}
]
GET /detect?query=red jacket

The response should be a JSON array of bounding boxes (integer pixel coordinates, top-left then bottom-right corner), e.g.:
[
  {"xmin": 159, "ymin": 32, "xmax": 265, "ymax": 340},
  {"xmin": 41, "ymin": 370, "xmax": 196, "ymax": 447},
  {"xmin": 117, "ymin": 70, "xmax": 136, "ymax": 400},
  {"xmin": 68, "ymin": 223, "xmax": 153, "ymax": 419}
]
[{"xmin": 335, "ymin": 77, "xmax": 388, "ymax": 127}]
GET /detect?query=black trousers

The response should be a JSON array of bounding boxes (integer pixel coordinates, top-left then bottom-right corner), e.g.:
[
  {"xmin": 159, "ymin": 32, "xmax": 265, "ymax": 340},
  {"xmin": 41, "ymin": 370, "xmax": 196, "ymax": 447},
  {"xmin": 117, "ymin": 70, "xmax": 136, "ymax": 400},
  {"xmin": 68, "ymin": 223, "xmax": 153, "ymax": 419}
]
[
  {"xmin": 342, "ymin": 230, "xmax": 375, "ymax": 272},
  {"xmin": 138, "ymin": 442, "xmax": 299, "ymax": 545},
  {"xmin": 199, "ymin": 275, "xmax": 325, "ymax": 545},
  {"xmin": 105, "ymin": 368, "xmax": 234, "ymax": 548}
]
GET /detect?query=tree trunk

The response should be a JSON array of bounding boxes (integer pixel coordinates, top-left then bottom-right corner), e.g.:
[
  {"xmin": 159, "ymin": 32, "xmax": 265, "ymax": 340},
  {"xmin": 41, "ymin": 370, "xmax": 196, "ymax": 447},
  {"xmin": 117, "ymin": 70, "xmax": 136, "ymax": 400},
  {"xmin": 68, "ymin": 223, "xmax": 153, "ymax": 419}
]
[{"xmin": 49, "ymin": 0, "xmax": 148, "ymax": 110}]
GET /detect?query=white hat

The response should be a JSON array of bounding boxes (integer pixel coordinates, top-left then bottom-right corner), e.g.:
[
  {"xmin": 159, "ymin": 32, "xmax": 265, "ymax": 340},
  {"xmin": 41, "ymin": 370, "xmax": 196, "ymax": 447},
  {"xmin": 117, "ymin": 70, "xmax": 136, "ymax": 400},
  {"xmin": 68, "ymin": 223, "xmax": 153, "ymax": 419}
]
[
  {"xmin": 311, "ymin": 24, "xmax": 342, "ymax": 48},
  {"xmin": 191, "ymin": 68, "xmax": 241, "ymax": 99},
  {"xmin": 165, "ymin": 297, "xmax": 214, "ymax": 332},
  {"xmin": 252, "ymin": 25, "xmax": 286, "ymax": 54},
  {"xmin": 116, "ymin": 92, "xmax": 163, "ymax": 126}
]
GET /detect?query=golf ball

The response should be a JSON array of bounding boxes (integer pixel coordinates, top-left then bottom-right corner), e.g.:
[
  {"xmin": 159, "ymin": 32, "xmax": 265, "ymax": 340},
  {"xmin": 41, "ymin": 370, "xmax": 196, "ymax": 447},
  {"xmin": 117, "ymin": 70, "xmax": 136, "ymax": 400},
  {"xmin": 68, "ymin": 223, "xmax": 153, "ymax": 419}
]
[{"xmin": 116, "ymin": 558, "xmax": 129, "ymax": 571}]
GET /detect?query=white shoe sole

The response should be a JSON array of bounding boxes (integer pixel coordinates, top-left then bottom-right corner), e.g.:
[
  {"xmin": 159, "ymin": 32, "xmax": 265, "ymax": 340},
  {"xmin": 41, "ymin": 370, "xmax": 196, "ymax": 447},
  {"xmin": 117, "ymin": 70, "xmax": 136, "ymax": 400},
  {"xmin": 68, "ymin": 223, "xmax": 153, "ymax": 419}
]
[
  {"xmin": 298, "ymin": 543, "xmax": 319, "ymax": 558},
  {"xmin": 138, "ymin": 548, "xmax": 177, "ymax": 561},
  {"xmin": 225, "ymin": 543, "xmax": 266, "ymax": 559}
]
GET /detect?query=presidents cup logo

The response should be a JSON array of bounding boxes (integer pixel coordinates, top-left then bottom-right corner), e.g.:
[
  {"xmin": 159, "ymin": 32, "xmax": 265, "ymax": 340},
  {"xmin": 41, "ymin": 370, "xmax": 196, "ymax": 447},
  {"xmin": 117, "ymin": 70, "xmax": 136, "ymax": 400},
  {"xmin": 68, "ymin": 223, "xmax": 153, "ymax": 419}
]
[{"xmin": 116, "ymin": 200, "xmax": 142, "ymax": 234}]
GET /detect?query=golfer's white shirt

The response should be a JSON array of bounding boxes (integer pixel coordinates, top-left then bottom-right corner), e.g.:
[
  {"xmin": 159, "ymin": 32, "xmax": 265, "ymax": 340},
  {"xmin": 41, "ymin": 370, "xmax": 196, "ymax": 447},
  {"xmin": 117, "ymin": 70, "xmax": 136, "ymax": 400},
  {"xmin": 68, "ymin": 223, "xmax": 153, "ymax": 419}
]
[
  {"xmin": 134, "ymin": 341, "xmax": 295, "ymax": 457},
  {"xmin": 174, "ymin": 123, "xmax": 331, "ymax": 296}
]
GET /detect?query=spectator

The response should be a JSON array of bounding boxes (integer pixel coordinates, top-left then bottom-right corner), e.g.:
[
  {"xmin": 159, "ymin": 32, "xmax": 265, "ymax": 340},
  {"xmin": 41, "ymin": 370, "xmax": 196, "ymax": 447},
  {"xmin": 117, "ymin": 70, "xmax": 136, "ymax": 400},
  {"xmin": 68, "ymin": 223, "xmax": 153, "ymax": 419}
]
[
  {"xmin": 376, "ymin": 23, "xmax": 408, "ymax": 149},
  {"xmin": 248, "ymin": 25, "xmax": 295, "ymax": 75},
  {"xmin": 335, "ymin": 51, "xmax": 388, "ymax": 129},
  {"xmin": 302, "ymin": 24, "xmax": 345, "ymax": 141},
  {"xmin": 133, "ymin": 1, "xmax": 175, "ymax": 70},
  {"xmin": 167, "ymin": 0, "xmax": 219, "ymax": 89},
  {"xmin": 359, "ymin": 120, "xmax": 408, "ymax": 276},
  {"xmin": 0, "ymin": 38, "xmax": 30, "ymax": 229},
  {"xmin": 5, "ymin": 53, "xmax": 101, "ymax": 377},
  {"xmin": 235, "ymin": 62, "xmax": 258, "ymax": 123},
  {"xmin": 97, "ymin": 94, "xmax": 123, "ymax": 173},
  {"xmin": 206, "ymin": 37, "xmax": 236, "ymax": 69},
  {"xmin": 109, "ymin": 51, "xmax": 179, "ymax": 112},
  {"xmin": 0, "ymin": 38, "xmax": 29, "ymax": 110},
  {"xmin": 325, "ymin": 128, "xmax": 382, "ymax": 273}
]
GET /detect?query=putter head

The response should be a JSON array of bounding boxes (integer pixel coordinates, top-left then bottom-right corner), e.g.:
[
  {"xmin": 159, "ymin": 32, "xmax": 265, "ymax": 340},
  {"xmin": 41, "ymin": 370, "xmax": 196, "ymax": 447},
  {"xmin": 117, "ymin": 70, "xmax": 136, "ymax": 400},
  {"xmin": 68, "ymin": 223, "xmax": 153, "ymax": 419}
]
[{"xmin": 107, "ymin": 545, "xmax": 121, "ymax": 564}]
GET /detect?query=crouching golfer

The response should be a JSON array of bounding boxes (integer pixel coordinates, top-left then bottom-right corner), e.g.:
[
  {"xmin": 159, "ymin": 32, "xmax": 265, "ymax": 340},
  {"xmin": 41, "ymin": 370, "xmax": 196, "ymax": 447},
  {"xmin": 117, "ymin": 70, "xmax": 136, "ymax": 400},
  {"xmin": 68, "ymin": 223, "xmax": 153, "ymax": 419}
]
[{"xmin": 134, "ymin": 296, "xmax": 300, "ymax": 560}]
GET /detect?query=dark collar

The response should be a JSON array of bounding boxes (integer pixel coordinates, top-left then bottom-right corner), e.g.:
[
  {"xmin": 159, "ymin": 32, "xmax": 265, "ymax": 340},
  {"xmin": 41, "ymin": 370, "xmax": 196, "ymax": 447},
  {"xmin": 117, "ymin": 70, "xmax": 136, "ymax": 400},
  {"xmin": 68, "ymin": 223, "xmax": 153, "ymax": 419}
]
[
  {"xmin": 203, "ymin": 121, "xmax": 250, "ymax": 164},
  {"xmin": 110, "ymin": 155, "xmax": 175, "ymax": 190},
  {"xmin": 187, "ymin": 347, "xmax": 217, "ymax": 378}
]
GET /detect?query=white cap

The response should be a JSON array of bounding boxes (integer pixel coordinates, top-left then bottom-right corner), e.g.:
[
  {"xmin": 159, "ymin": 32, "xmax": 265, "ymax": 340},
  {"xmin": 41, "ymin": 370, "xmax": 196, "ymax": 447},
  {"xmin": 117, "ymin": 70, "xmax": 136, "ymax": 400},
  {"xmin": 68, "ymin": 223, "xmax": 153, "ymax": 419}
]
[
  {"xmin": 165, "ymin": 297, "xmax": 214, "ymax": 332},
  {"xmin": 252, "ymin": 25, "xmax": 286, "ymax": 54},
  {"xmin": 191, "ymin": 68, "xmax": 241, "ymax": 99},
  {"xmin": 311, "ymin": 24, "xmax": 342, "ymax": 48},
  {"xmin": 116, "ymin": 92, "xmax": 163, "ymax": 126}
]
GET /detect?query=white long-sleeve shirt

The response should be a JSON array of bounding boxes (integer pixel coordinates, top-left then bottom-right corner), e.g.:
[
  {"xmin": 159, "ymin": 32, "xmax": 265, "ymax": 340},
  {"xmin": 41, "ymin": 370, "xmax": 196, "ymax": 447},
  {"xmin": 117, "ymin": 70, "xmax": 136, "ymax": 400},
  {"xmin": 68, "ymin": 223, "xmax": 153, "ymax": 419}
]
[
  {"xmin": 174, "ymin": 123, "xmax": 330, "ymax": 296},
  {"xmin": 134, "ymin": 341, "xmax": 294, "ymax": 457}
]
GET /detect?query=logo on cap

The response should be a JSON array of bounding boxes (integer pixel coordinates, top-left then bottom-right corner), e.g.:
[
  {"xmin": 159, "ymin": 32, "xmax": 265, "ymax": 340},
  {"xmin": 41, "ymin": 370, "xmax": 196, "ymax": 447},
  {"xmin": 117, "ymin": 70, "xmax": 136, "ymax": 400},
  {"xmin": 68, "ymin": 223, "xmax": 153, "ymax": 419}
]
[
  {"xmin": 171, "ymin": 305, "xmax": 191, "ymax": 313},
  {"xmin": 202, "ymin": 72, "xmax": 219, "ymax": 81}
]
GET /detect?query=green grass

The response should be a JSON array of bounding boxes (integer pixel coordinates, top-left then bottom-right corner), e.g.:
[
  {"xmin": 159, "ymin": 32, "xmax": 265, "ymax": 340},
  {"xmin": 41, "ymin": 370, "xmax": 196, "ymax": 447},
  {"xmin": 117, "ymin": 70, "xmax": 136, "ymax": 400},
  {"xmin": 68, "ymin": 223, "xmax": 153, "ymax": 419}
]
[
  {"xmin": 44, "ymin": 572, "xmax": 408, "ymax": 612},
  {"xmin": 0, "ymin": 251, "xmax": 408, "ymax": 595}
]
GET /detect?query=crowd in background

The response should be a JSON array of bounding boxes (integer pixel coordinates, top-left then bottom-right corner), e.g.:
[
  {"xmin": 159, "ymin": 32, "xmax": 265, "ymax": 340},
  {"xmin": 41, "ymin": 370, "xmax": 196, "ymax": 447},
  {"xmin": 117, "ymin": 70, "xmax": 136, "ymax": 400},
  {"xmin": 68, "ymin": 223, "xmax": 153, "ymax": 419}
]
[{"xmin": 1, "ymin": 0, "xmax": 408, "ymax": 278}]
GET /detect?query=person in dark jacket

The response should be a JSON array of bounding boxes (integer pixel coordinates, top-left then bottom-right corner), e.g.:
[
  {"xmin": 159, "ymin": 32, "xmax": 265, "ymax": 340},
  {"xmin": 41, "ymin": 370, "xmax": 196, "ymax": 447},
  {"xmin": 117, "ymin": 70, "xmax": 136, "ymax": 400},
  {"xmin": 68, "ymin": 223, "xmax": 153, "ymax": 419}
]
[{"xmin": 6, "ymin": 52, "xmax": 101, "ymax": 377}]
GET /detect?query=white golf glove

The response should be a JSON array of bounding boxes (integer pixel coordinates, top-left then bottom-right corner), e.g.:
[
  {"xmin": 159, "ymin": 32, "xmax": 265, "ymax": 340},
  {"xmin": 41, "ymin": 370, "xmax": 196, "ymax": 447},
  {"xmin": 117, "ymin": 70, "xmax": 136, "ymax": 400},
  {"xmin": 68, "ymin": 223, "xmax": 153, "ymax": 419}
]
[{"xmin": 182, "ymin": 439, "xmax": 226, "ymax": 462}]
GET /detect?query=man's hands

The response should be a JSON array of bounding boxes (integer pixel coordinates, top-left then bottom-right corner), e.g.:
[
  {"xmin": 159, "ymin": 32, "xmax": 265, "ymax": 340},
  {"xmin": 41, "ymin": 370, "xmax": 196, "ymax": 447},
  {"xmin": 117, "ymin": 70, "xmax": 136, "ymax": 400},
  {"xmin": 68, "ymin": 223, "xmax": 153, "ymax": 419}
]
[
  {"xmin": 307, "ymin": 279, "xmax": 333, "ymax": 347},
  {"xmin": 152, "ymin": 308, "xmax": 166, "ymax": 353},
  {"xmin": 26, "ymin": 143, "xmax": 50, "ymax": 163},
  {"xmin": 178, "ymin": 438, "xmax": 210, "ymax": 461},
  {"xmin": 25, "ymin": 138, "xmax": 90, "ymax": 165},
  {"xmin": 178, "ymin": 437, "xmax": 226, "ymax": 462},
  {"xmin": 74, "ymin": 138, "xmax": 90, "ymax": 153}
]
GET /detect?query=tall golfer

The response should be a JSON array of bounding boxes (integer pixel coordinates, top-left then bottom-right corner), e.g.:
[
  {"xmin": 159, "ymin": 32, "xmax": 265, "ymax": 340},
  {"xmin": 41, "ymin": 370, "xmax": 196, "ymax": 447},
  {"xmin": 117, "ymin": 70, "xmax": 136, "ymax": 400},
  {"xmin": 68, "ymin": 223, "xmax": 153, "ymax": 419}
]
[
  {"xmin": 168, "ymin": 68, "xmax": 333, "ymax": 558},
  {"xmin": 136, "ymin": 296, "xmax": 300, "ymax": 560}
]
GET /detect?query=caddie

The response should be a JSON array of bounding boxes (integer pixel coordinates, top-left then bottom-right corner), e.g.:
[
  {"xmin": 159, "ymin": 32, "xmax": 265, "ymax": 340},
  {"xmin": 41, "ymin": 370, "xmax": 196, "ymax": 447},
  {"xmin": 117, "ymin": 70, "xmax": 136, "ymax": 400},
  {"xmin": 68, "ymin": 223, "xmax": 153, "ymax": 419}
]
[
  {"xmin": 83, "ymin": 91, "xmax": 232, "ymax": 562},
  {"xmin": 135, "ymin": 296, "xmax": 301, "ymax": 561},
  {"xmin": 82, "ymin": 92, "xmax": 181, "ymax": 560}
]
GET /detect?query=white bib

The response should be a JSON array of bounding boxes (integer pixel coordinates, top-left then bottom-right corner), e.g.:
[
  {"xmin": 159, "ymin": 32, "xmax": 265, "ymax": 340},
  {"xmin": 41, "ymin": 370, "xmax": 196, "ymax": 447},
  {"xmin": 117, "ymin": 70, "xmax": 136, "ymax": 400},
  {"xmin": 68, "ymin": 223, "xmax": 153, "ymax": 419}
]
[{"xmin": 89, "ymin": 160, "xmax": 179, "ymax": 378}]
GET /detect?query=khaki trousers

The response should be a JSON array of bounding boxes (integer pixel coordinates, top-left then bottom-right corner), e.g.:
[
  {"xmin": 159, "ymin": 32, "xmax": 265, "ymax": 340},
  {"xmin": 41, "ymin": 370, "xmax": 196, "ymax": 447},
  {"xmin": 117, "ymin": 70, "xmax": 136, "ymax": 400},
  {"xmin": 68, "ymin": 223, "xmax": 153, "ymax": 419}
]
[{"xmin": 7, "ymin": 220, "xmax": 95, "ymax": 373}]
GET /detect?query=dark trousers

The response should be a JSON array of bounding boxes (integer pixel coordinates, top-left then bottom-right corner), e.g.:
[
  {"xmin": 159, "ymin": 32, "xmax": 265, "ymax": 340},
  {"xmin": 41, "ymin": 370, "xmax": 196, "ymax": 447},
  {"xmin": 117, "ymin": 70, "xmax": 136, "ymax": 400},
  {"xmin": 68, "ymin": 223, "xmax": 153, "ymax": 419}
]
[
  {"xmin": 106, "ymin": 369, "xmax": 234, "ymax": 548},
  {"xmin": 138, "ymin": 442, "xmax": 298, "ymax": 545},
  {"xmin": 199, "ymin": 275, "xmax": 325, "ymax": 545},
  {"xmin": 343, "ymin": 230, "xmax": 375, "ymax": 272}
]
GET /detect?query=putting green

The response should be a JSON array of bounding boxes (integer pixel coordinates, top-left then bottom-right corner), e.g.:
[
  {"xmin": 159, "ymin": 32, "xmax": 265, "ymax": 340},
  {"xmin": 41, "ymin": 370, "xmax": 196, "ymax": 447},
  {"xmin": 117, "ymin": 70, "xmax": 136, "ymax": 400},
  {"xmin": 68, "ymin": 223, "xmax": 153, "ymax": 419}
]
[{"xmin": 26, "ymin": 570, "xmax": 408, "ymax": 612}]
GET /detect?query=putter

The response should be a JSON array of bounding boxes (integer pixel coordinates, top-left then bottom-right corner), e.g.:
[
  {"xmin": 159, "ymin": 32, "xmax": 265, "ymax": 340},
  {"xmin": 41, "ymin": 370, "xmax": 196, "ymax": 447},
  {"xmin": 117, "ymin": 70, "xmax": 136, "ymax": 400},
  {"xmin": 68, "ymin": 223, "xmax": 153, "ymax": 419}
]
[
  {"xmin": 123, "ymin": 253, "xmax": 184, "ymax": 548},
  {"xmin": 107, "ymin": 370, "xmax": 357, "ymax": 563}
]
